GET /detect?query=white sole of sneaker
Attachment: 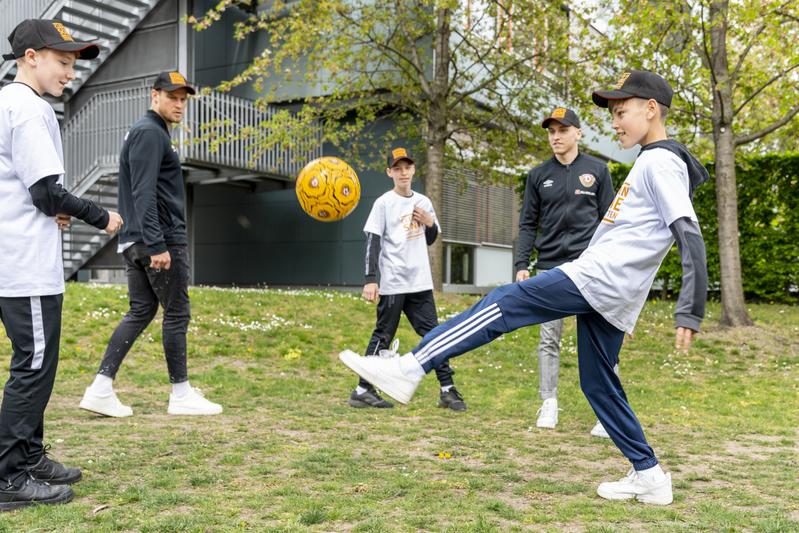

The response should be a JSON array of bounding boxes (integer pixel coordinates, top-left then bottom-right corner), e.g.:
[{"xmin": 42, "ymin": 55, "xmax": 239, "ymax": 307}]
[
  {"xmin": 339, "ymin": 350, "xmax": 413, "ymax": 404},
  {"xmin": 167, "ymin": 406, "xmax": 223, "ymax": 416},
  {"xmin": 78, "ymin": 398, "xmax": 133, "ymax": 418},
  {"xmin": 536, "ymin": 420, "xmax": 557, "ymax": 429},
  {"xmin": 596, "ymin": 474, "xmax": 673, "ymax": 505}
]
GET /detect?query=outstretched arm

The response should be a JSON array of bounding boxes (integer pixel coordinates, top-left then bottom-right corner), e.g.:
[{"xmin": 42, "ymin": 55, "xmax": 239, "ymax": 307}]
[{"xmin": 669, "ymin": 216, "xmax": 707, "ymax": 352}]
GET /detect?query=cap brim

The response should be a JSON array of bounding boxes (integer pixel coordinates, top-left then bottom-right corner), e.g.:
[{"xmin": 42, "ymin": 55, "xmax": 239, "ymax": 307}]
[
  {"xmin": 591, "ymin": 89, "xmax": 637, "ymax": 108},
  {"xmin": 541, "ymin": 117, "xmax": 578, "ymax": 129},
  {"xmin": 49, "ymin": 41, "xmax": 100, "ymax": 60},
  {"xmin": 388, "ymin": 157, "xmax": 414, "ymax": 166},
  {"xmin": 2, "ymin": 52, "xmax": 16, "ymax": 60},
  {"xmin": 157, "ymin": 83, "xmax": 197, "ymax": 95}
]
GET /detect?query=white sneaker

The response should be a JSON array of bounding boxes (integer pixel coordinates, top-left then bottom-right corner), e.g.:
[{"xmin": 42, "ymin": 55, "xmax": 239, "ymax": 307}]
[
  {"xmin": 339, "ymin": 349, "xmax": 421, "ymax": 404},
  {"xmin": 167, "ymin": 387, "xmax": 223, "ymax": 415},
  {"xmin": 536, "ymin": 398, "xmax": 558, "ymax": 429},
  {"xmin": 597, "ymin": 468, "xmax": 673, "ymax": 505},
  {"xmin": 79, "ymin": 388, "xmax": 133, "ymax": 418},
  {"xmin": 591, "ymin": 420, "xmax": 611, "ymax": 438}
]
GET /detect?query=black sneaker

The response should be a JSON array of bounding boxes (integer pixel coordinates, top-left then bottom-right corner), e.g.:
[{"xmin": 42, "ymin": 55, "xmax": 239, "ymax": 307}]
[
  {"xmin": 29, "ymin": 448, "xmax": 82, "ymax": 485},
  {"xmin": 438, "ymin": 387, "xmax": 467, "ymax": 411},
  {"xmin": 348, "ymin": 388, "xmax": 394, "ymax": 408},
  {"xmin": 0, "ymin": 473, "xmax": 74, "ymax": 512}
]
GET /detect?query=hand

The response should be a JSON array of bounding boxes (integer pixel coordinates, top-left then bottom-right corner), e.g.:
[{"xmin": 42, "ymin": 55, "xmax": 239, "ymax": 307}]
[
  {"xmin": 55, "ymin": 214, "xmax": 71, "ymax": 231},
  {"xmin": 150, "ymin": 251, "xmax": 172, "ymax": 271},
  {"xmin": 516, "ymin": 269, "xmax": 530, "ymax": 282},
  {"xmin": 675, "ymin": 327, "xmax": 695, "ymax": 353},
  {"xmin": 412, "ymin": 206, "xmax": 435, "ymax": 228},
  {"xmin": 105, "ymin": 211, "xmax": 123, "ymax": 234},
  {"xmin": 362, "ymin": 282, "xmax": 379, "ymax": 302}
]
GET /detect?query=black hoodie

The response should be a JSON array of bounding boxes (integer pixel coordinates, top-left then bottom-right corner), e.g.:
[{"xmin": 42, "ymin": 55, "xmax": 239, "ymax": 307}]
[{"xmin": 639, "ymin": 140, "xmax": 709, "ymax": 200}]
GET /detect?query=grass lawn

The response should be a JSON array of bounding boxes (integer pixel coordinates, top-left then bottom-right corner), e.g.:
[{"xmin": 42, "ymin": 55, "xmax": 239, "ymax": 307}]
[{"xmin": 0, "ymin": 283, "xmax": 797, "ymax": 532}]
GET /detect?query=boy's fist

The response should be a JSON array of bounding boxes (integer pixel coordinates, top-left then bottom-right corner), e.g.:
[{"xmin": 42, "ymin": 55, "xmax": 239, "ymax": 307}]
[{"xmin": 105, "ymin": 211, "xmax": 123, "ymax": 234}]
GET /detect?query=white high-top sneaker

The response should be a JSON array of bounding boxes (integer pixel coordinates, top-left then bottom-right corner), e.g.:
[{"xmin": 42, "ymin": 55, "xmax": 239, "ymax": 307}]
[
  {"xmin": 167, "ymin": 387, "xmax": 223, "ymax": 415},
  {"xmin": 597, "ymin": 468, "xmax": 673, "ymax": 505},
  {"xmin": 535, "ymin": 398, "xmax": 558, "ymax": 429},
  {"xmin": 79, "ymin": 388, "xmax": 133, "ymax": 418},
  {"xmin": 590, "ymin": 420, "xmax": 611, "ymax": 438},
  {"xmin": 339, "ymin": 349, "xmax": 421, "ymax": 404}
]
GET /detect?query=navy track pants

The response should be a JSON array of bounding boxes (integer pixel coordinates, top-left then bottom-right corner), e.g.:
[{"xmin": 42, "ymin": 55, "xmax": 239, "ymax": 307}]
[{"xmin": 411, "ymin": 269, "xmax": 658, "ymax": 470}]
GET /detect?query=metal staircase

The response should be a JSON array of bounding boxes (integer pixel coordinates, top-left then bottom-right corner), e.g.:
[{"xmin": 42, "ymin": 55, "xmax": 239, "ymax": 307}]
[{"xmin": 0, "ymin": 0, "xmax": 160, "ymax": 96}]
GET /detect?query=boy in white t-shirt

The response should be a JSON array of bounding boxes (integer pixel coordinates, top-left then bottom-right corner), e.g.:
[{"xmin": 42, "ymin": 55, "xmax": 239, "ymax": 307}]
[
  {"xmin": 340, "ymin": 71, "xmax": 709, "ymax": 505},
  {"xmin": 0, "ymin": 19, "xmax": 123, "ymax": 511},
  {"xmin": 347, "ymin": 147, "xmax": 467, "ymax": 411}
]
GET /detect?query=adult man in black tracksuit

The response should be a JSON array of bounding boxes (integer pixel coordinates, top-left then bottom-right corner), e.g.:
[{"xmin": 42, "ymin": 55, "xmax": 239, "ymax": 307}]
[
  {"xmin": 80, "ymin": 72, "xmax": 222, "ymax": 417},
  {"xmin": 515, "ymin": 107, "xmax": 614, "ymax": 435}
]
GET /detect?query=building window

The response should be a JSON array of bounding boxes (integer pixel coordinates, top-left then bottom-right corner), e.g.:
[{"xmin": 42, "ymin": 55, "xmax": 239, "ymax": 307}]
[{"xmin": 448, "ymin": 244, "xmax": 474, "ymax": 285}]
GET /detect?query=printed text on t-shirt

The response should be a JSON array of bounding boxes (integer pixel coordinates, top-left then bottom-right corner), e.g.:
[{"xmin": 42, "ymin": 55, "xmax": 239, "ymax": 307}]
[{"xmin": 602, "ymin": 181, "xmax": 630, "ymax": 224}]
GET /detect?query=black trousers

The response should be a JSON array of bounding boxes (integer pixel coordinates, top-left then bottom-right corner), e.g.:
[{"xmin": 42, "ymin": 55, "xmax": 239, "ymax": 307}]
[
  {"xmin": 360, "ymin": 290, "xmax": 455, "ymax": 389},
  {"xmin": 97, "ymin": 243, "xmax": 190, "ymax": 383},
  {"xmin": 0, "ymin": 294, "xmax": 62, "ymax": 484}
]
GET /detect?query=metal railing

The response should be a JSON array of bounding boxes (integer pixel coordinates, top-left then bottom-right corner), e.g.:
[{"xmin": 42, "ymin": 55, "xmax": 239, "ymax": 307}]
[{"xmin": 62, "ymin": 85, "xmax": 322, "ymax": 191}]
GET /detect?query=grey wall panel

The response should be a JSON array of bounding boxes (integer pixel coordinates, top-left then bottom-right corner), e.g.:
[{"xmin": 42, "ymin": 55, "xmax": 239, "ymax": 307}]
[
  {"xmin": 139, "ymin": 0, "xmax": 179, "ymax": 28},
  {"xmin": 83, "ymin": 27, "xmax": 179, "ymax": 87}
]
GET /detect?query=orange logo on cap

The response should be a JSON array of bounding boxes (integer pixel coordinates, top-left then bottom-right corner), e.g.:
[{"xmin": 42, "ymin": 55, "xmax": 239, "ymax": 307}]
[
  {"xmin": 392, "ymin": 148, "xmax": 408, "ymax": 159},
  {"xmin": 168, "ymin": 72, "xmax": 186, "ymax": 85},
  {"xmin": 52, "ymin": 23, "xmax": 74, "ymax": 42},
  {"xmin": 615, "ymin": 72, "xmax": 631, "ymax": 89},
  {"xmin": 552, "ymin": 108, "xmax": 567, "ymax": 118}
]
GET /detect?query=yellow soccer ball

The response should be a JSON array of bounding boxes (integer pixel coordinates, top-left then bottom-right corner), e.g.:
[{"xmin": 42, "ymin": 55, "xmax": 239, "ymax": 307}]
[{"xmin": 295, "ymin": 157, "xmax": 361, "ymax": 222}]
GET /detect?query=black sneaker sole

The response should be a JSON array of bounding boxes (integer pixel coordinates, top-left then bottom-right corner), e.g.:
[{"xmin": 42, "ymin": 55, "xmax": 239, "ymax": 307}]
[
  {"xmin": 34, "ymin": 470, "xmax": 82, "ymax": 485},
  {"xmin": 348, "ymin": 399, "xmax": 393, "ymax": 408},
  {"xmin": 0, "ymin": 487, "xmax": 74, "ymax": 512},
  {"xmin": 438, "ymin": 401, "xmax": 467, "ymax": 412}
]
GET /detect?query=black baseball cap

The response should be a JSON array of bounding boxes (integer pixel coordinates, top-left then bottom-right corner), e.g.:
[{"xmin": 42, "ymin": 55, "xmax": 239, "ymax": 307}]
[
  {"xmin": 153, "ymin": 71, "xmax": 196, "ymax": 95},
  {"xmin": 592, "ymin": 70, "xmax": 674, "ymax": 108},
  {"xmin": 541, "ymin": 107, "xmax": 581, "ymax": 128},
  {"xmin": 3, "ymin": 19, "xmax": 99, "ymax": 61},
  {"xmin": 387, "ymin": 146, "xmax": 414, "ymax": 167}
]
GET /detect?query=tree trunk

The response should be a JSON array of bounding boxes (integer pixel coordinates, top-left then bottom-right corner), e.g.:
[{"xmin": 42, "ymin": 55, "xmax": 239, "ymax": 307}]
[
  {"xmin": 710, "ymin": 1, "xmax": 753, "ymax": 326},
  {"xmin": 424, "ymin": 7, "xmax": 452, "ymax": 292},
  {"xmin": 425, "ymin": 136, "xmax": 446, "ymax": 291}
]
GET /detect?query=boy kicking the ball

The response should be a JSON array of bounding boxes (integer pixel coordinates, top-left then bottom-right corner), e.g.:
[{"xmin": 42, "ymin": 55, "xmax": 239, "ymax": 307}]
[
  {"xmin": 340, "ymin": 71, "xmax": 709, "ymax": 505},
  {"xmin": 347, "ymin": 147, "xmax": 467, "ymax": 411}
]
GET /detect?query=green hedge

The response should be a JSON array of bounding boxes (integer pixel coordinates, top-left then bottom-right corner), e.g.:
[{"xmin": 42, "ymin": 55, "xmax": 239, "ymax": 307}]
[{"xmin": 518, "ymin": 152, "xmax": 799, "ymax": 302}]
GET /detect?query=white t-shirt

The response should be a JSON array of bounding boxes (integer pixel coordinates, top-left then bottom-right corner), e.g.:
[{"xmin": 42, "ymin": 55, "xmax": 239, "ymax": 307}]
[
  {"xmin": 363, "ymin": 190, "xmax": 441, "ymax": 295},
  {"xmin": 559, "ymin": 148, "xmax": 698, "ymax": 333},
  {"xmin": 0, "ymin": 83, "xmax": 66, "ymax": 297}
]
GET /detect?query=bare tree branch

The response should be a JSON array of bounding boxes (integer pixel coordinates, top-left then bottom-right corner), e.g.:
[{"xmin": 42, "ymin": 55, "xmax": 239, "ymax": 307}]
[
  {"xmin": 733, "ymin": 61, "xmax": 799, "ymax": 116},
  {"xmin": 730, "ymin": 21, "xmax": 766, "ymax": 82},
  {"xmin": 735, "ymin": 103, "xmax": 799, "ymax": 145}
]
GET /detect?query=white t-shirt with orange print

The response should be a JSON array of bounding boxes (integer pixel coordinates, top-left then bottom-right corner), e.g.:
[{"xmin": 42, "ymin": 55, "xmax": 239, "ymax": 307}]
[
  {"xmin": 363, "ymin": 190, "xmax": 440, "ymax": 295},
  {"xmin": 558, "ymin": 148, "xmax": 698, "ymax": 334}
]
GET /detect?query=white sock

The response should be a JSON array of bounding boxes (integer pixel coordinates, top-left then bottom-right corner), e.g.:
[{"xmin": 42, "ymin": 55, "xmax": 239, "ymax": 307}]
[
  {"xmin": 172, "ymin": 380, "xmax": 192, "ymax": 398},
  {"xmin": 637, "ymin": 464, "xmax": 666, "ymax": 483},
  {"xmin": 398, "ymin": 353, "xmax": 425, "ymax": 379},
  {"xmin": 441, "ymin": 384, "xmax": 453, "ymax": 392},
  {"xmin": 355, "ymin": 385, "xmax": 369, "ymax": 395},
  {"xmin": 88, "ymin": 374, "xmax": 113, "ymax": 396}
]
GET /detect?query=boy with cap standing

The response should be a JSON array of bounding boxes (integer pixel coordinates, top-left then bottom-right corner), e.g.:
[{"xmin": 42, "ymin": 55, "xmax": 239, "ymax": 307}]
[
  {"xmin": 340, "ymin": 71, "xmax": 709, "ymax": 505},
  {"xmin": 0, "ymin": 19, "xmax": 123, "ymax": 510},
  {"xmin": 79, "ymin": 71, "xmax": 223, "ymax": 417},
  {"xmin": 347, "ymin": 147, "xmax": 467, "ymax": 411},
  {"xmin": 516, "ymin": 107, "xmax": 614, "ymax": 434}
]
